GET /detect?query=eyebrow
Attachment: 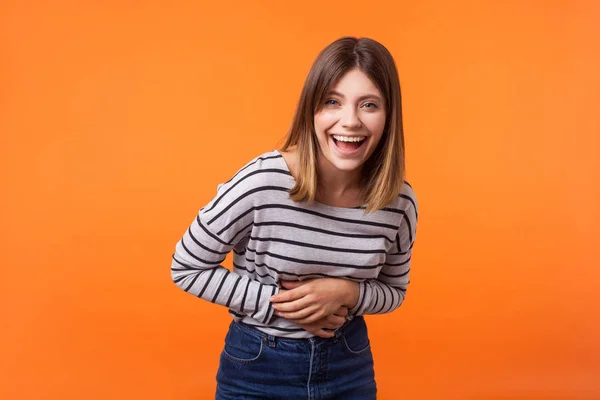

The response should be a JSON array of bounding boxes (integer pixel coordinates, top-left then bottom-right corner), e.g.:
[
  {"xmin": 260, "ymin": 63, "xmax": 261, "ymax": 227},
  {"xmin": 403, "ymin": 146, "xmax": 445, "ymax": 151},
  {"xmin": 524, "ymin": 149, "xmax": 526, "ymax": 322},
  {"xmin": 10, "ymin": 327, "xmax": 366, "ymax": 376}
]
[{"xmin": 327, "ymin": 90, "xmax": 383, "ymax": 102}]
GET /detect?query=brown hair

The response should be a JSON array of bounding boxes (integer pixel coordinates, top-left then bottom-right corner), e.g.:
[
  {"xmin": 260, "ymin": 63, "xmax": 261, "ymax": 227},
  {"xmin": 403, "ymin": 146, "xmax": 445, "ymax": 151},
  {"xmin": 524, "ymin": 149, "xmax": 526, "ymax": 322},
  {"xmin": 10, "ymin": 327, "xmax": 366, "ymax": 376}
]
[{"xmin": 281, "ymin": 36, "xmax": 405, "ymax": 213}]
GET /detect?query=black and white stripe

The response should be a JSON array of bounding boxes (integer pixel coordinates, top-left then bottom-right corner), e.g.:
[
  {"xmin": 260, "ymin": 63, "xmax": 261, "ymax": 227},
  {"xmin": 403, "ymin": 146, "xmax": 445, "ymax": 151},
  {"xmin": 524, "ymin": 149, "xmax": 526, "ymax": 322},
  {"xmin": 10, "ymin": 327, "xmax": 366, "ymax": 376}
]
[{"xmin": 171, "ymin": 150, "xmax": 418, "ymax": 338}]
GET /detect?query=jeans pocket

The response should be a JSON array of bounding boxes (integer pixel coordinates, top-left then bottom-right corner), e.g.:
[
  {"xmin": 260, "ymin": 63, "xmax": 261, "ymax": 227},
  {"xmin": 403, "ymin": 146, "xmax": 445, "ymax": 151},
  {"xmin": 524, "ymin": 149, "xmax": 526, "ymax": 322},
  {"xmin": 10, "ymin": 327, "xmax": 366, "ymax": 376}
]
[
  {"xmin": 222, "ymin": 323, "xmax": 265, "ymax": 364},
  {"xmin": 342, "ymin": 335, "xmax": 371, "ymax": 355},
  {"xmin": 341, "ymin": 318, "xmax": 371, "ymax": 355}
]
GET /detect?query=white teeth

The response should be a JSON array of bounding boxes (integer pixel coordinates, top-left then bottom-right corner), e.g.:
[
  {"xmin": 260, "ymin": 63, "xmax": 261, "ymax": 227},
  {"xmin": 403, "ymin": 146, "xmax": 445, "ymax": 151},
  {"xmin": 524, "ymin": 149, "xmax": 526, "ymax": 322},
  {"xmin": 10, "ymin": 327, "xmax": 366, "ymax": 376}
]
[{"xmin": 332, "ymin": 135, "xmax": 366, "ymax": 143}]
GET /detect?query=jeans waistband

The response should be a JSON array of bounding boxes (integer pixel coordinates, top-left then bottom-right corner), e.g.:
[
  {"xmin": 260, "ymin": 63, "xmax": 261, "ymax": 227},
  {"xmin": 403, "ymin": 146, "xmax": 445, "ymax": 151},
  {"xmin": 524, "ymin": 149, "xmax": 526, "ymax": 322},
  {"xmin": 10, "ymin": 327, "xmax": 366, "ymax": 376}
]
[{"xmin": 233, "ymin": 315, "xmax": 363, "ymax": 344}]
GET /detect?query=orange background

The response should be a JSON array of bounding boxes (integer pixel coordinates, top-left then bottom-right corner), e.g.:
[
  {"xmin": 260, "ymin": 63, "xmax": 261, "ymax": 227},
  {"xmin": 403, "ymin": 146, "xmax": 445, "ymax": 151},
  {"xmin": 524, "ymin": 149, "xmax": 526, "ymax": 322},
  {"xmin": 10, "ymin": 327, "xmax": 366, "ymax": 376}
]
[{"xmin": 1, "ymin": 1, "xmax": 599, "ymax": 399}]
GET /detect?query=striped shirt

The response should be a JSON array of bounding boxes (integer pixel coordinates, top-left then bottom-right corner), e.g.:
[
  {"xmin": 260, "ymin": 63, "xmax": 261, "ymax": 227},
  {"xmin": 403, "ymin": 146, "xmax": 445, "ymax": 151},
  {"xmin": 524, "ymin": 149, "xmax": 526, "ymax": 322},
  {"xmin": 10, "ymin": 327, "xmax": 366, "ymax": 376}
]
[{"xmin": 171, "ymin": 150, "xmax": 418, "ymax": 338}]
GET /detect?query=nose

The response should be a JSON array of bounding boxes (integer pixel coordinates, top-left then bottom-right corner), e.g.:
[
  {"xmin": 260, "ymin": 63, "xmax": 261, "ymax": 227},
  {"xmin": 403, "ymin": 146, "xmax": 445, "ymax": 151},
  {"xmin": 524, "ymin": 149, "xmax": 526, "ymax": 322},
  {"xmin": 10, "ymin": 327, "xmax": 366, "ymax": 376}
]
[{"xmin": 340, "ymin": 106, "xmax": 362, "ymax": 129}]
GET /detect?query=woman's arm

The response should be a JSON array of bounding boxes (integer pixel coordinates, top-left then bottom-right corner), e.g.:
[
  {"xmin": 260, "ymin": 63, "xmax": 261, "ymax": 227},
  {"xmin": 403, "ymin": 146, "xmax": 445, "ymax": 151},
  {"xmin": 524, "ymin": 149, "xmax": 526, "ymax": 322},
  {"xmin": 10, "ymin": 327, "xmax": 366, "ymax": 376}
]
[
  {"xmin": 348, "ymin": 226, "xmax": 414, "ymax": 316},
  {"xmin": 271, "ymin": 188, "xmax": 418, "ymax": 322},
  {"xmin": 171, "ymin": 158, "xmax": 281, "ymax": 325},
  {"xmin": 171, "ymin": 213, "xmax": 278, "ymax": 325},
  {"xmin": 270, "ymin": 278, "xmax": 359, "ymax": 322},
  {"xmin": 269, "ymin": 231, "xmax": 414, "ymax": 327}
]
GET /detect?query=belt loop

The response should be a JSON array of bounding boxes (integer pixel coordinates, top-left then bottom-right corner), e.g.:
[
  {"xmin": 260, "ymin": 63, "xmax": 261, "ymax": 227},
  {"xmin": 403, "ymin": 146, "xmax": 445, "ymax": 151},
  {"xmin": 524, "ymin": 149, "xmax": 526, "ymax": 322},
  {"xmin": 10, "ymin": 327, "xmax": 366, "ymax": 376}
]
[
  {"xmin": 267, "ymin": 334, "xmax": 276, "ymax": 348},
  {"xmin": 333, "ymin": 328, "xmax": 343, "ymax": 343}
]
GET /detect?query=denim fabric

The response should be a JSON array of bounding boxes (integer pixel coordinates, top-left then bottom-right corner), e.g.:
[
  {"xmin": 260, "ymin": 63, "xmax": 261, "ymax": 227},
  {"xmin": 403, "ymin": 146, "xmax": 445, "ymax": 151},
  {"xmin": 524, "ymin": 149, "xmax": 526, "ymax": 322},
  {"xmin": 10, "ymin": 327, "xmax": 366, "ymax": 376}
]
[{"xmin": 215, "ymin": 316, "xmax": 377, "ymax": 399}]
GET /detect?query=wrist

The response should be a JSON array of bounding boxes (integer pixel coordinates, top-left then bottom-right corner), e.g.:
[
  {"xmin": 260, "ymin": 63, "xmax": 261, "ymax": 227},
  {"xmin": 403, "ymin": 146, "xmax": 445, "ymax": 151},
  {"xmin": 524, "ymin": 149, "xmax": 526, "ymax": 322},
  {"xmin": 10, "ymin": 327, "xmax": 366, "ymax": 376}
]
[{"xmin": 342, "ymin": 280, "xmax": 360, "ymax": 309}]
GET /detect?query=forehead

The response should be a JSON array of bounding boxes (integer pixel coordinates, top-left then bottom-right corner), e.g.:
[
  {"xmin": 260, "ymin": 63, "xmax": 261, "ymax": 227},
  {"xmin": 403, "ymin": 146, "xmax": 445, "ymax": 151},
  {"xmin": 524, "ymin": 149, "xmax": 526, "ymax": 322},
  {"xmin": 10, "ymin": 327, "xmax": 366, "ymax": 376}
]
[{"xmin": 329, "ymin": 68, "xmax": 382, "ymax": 97}]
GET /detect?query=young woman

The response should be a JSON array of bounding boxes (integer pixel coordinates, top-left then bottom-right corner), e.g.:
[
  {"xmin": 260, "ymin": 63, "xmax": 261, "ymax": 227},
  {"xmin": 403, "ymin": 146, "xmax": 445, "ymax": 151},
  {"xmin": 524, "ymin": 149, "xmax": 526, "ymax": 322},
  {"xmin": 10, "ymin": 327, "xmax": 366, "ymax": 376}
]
[{"xmin": 171, "ymin": 36, "xmax": 418, "ymax": 399}]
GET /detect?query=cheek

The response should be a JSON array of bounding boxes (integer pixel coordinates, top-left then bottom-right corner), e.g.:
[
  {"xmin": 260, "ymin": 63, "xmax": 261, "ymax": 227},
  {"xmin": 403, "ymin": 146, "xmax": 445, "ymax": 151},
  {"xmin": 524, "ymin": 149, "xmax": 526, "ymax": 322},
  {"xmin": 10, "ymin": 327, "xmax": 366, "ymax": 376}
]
[
  {"xmin": 314, "ymin": 111, "xmax": 338, "ymax": 134},
  {"xmin": 364, "ymin": 115, "xmax": 386, "ymax": 139}
]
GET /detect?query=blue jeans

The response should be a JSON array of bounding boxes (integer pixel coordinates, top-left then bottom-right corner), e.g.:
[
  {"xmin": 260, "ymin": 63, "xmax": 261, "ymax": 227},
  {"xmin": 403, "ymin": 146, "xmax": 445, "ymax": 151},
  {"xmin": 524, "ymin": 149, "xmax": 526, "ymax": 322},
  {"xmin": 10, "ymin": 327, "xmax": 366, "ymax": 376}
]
[{"xmin": 215, "ymin": 316, "xmax": 377, "ymax": 399}]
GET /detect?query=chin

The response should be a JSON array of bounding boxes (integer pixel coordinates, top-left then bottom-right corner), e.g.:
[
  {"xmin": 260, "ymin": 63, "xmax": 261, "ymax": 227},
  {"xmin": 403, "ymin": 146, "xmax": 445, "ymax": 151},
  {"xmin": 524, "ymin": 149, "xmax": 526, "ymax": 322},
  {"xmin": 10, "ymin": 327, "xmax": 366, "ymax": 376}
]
[
  {"xmin": 330, "ymin": 158, "xmax": 365, "ymax": 172},
  {"xmin": 320, "ymin": 152, "xmax": 367, "ymax": 173}
]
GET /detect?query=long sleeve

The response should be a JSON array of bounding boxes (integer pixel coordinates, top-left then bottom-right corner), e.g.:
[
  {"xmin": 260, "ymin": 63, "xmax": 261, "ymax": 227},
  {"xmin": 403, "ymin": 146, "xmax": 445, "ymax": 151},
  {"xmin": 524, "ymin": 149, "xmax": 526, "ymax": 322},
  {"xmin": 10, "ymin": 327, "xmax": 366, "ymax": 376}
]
[
  {"xmin": 349, "ymin": 184, "xmax": 418, "ymax": 316},
  {"xmin": 170, "ymin": 162, "xmax": 280, "ymax": 325}
]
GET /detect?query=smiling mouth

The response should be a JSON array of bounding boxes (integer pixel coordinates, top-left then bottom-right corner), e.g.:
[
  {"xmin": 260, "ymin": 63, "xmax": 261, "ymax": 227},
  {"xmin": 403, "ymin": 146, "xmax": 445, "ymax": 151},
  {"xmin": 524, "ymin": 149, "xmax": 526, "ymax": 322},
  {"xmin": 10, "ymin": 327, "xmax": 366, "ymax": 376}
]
[{"xmin": 331, "ymin": 135, "xmax": 367, "ymax": 152}]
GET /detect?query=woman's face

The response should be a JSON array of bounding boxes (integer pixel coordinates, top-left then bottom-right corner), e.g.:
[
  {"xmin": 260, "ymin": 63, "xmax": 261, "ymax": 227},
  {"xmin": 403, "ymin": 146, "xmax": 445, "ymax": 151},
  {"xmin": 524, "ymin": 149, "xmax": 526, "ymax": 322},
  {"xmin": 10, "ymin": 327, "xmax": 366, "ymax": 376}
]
[{"xmin": 313, "ymin": 68, "xmax": 387, "ymax": 175}]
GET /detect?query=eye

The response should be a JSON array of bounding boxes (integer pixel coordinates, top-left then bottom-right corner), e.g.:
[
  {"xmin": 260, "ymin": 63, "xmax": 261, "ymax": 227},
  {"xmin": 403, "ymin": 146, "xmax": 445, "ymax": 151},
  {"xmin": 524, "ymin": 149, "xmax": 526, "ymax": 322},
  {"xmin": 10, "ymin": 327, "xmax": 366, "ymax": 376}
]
[
  {"xmin": 325, "ymin": 99, "xmax": 340, "ymax": 106},
  {"xmin": 362, "ymin": 102, "xmax": 378, "ymax": 109}
]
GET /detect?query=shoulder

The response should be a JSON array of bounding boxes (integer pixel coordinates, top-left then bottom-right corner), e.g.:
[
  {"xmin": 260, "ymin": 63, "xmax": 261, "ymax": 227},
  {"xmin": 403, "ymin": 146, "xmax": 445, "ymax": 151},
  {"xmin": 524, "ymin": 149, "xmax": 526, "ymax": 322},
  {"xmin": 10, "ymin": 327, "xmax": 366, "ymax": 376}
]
[
  {"xmin": 384, "ymin": 181, "xmax": 418, "ymax": 214},
  {"xmin": 277, "ymin": 146, "xmax": 299, "ymax": 179},
  {"xmin": 216, "ymin": 150, "xmax": 290, "ymax": 192},
  {"xmin": 399, "ymin": 181, "xmax": 418, "ymax": 216},
  {"xmin": 380, "ymin": 181, "xmax": 418, "ymax": 233},
  {"xmin": 200, "ymin": 150, "xmax": 291, "ymax": 229}
]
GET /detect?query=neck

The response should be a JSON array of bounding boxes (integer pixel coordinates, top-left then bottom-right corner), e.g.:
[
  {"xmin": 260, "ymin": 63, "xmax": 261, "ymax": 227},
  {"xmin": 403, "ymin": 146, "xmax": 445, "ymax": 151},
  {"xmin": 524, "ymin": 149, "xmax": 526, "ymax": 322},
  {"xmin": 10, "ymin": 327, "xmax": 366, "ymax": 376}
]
[{"xmin": 316, "ymin": 155, "xmax": 363, "ymax": 198}]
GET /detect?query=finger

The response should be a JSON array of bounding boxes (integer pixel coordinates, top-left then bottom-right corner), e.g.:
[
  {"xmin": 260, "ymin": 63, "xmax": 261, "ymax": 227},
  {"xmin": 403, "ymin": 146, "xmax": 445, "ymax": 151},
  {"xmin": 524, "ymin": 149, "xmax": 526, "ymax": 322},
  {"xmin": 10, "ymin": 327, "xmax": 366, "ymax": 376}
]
[
  {"xmin": 324, "ymin": 321, "xmax": 343, "ymax": 330},
  {"xmin": 327, "ymin": 314, "xmax": 346, "ymax": 326},
  {"xmin": 319, "ymin": 317, "xmax": 344, "ymax": 330},
  {"xmin": 272, "ymin": 296, "xmax": 313, "ymax": 313},
  {"xmin": 333, "ymin": 307, "xmax": 349, "ymax": 317},
  {"xmin": 289, "ymin": 310, "xmax": 325, "ymax": 325},
  {"xmin": 280, "ymin": 280, "xmax": 310, "ymax": 290},
  {"xmin": 276, "ymin": 304, "xmax": 319, "ymax": 321},
  {"xmin": 314, "ymin": 329, "xmax": 335, "ymax": 339},
  {"xmin": 295, "ymin": 322, "xmax": 335, "ymax": 339},
  {"xmin": 270, "ymin": 287, "xmax": 307, "ymax": 303}
]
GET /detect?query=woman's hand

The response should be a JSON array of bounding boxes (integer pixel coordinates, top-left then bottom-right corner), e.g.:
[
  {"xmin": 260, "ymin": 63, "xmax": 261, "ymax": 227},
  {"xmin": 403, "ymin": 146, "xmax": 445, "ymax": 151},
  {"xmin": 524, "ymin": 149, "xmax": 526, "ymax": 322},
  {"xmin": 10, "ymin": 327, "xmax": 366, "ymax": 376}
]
[
  {"xmin": 293, "ymin": 306, "xmax": 349, "ymax": 338},
  {"xmin": 270, "ymin": 278, "xmax": 359, "ymax": 324}
]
